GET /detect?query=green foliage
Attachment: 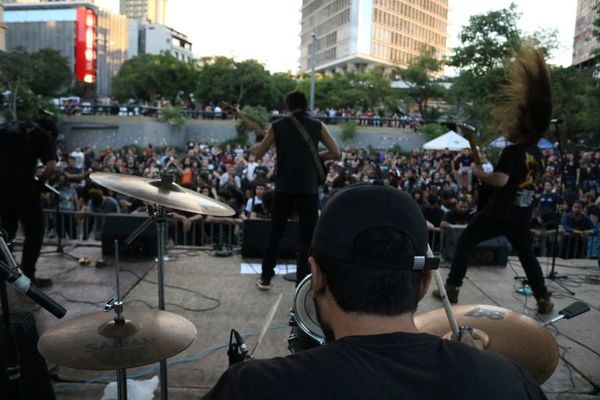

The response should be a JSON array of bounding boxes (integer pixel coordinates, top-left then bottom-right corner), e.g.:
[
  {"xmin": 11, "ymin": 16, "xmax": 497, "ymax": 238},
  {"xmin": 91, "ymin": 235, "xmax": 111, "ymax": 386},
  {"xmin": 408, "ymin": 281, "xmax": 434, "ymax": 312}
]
[
  {"xmin": 235, "ymin": 105, "xmax": 269, "ymax": 136},
  {"xmin": 0, "ymin": 48, "xmax": 71, "ymax": 120},
  {"xmin": 394, "ymin": 49, "xmax": 445, "ymax": 117},
  {"xmin": 158, "ymin": 105, "xmax": 185, "ymax": 127},
  {"xmin": 339, "ymin": 121, "xmax": 357, "ymax": 142},
  {"xmin": 420, "ymin": 123, "xmax": 445, "ymax": 141},
  {"xmin": 391, "ymin": 144, "xmax": 402, "ymax": 153},
  {"xmin": 112, "ymin": 52, "xmax": 198, "ymax": 103}
]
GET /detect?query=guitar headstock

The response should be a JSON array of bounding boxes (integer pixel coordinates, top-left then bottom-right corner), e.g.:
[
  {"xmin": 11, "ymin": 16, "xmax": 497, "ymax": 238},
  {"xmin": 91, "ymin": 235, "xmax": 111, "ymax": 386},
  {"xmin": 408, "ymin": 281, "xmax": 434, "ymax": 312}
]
[
  {"xmin": 458, "ymin": 123, "xmax": 477, "ymax": 144},
  {"xmin": 219, "ymin": 101, "xmax": 239, "ymax": 115}
]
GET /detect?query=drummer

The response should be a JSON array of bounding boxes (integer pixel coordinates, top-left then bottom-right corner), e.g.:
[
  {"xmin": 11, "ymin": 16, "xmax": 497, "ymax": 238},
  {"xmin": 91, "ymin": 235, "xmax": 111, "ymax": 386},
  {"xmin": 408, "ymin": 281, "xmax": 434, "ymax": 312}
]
[{"xmin": 202, "ymin": 184, "xmax": 546, "ymax": 399}]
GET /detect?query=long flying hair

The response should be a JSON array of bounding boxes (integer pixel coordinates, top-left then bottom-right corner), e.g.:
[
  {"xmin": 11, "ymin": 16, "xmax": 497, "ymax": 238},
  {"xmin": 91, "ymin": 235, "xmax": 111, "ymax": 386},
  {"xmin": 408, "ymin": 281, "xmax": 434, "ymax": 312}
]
[{"xmin": 494, "ymin": 46, "xmax": 552, "ymax": 143}]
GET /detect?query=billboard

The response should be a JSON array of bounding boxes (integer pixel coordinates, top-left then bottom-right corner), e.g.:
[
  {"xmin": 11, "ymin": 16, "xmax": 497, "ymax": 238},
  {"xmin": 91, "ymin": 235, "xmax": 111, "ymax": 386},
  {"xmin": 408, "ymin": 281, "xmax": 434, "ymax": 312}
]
[{"xmin": 75, "ymin": 7, "xmax": 97, "ymax": 83}]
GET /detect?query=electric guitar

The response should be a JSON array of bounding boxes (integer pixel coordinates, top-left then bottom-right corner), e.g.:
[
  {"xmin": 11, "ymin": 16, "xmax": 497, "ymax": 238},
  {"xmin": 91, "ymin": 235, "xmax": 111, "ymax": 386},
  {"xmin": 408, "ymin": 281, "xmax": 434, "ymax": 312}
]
[
  {"xmin": 458, "ymin": 123, "xmax": 492, "ymax": 210},
  {"xmin": 219, "ymin": 102, "xmax": 266, "ymax": 140}
]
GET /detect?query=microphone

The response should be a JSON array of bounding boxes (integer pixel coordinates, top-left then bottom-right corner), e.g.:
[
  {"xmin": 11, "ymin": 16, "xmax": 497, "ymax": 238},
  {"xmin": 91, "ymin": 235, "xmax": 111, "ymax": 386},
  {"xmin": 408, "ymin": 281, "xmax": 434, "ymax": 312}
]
[
  {"xmin": 227, "ymin": 329, "xmax": 250, "ymax": 366},
  {"xmin": 0, "ymin": 261, "xmax": 66, "ymax": 319}
]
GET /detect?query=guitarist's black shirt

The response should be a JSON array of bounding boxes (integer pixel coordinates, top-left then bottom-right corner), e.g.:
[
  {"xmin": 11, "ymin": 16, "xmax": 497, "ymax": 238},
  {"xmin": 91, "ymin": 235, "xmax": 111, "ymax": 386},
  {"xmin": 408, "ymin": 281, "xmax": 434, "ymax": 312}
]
[
  {"xmin": 482, "ymin": 142, "xmax": 544, "ymax": 221},
  {"xmin": 272, "ymin": 111, "xmax": 322, "ymax": 194}
]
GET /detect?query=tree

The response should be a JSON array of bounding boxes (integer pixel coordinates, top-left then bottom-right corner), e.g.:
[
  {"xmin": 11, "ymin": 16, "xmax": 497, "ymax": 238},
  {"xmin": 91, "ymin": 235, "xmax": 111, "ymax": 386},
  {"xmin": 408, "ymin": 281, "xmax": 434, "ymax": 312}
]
[
  {"xmin": 231, "ymin": 59, "xmax": 271, "ymax": 106},
  {"xmin": 394, "ymin": 49, "xmax": 445, "ymax": 118},
  {"xmin": 112, "ymin": 52, "xmax": 197, "ymax": 103},
  {"xmin": 195, "ymin": 56, "xmax": 236, "ymax": 106},
  {"xmin": 266, "ymin": 72, "xmax": 296, "ymax": 110},
  {"xmin": 0, "ymin": 48, "xmax": 71, "ymax": 120}
]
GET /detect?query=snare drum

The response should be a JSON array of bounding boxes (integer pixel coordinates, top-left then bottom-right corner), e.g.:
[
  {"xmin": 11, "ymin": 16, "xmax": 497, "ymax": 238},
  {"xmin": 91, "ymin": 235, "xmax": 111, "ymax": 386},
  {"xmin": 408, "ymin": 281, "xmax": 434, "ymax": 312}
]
[{"xmin": 288, "ymin": 275, "xmax": 325, "ymax": 353}]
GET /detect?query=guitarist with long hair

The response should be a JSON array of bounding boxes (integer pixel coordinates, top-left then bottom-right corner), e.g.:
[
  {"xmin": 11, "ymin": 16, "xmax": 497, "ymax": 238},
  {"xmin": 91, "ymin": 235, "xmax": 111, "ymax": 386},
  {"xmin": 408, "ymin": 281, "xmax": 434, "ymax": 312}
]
[
  {"xmin": 433, "ymin": 46, "xmax": 554, "ymax": 314},
  {"xmin": 225, "ymin": 90, "xmax": 340, "ymax": 289}
]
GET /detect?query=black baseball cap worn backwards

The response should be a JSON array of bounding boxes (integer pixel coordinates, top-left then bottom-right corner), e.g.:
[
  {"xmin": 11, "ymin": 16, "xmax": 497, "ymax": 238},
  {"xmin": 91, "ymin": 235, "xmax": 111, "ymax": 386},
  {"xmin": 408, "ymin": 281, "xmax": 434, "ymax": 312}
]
[{"xmin": 311, "ymin": 184, "xmax": 439, "ymax": 271}]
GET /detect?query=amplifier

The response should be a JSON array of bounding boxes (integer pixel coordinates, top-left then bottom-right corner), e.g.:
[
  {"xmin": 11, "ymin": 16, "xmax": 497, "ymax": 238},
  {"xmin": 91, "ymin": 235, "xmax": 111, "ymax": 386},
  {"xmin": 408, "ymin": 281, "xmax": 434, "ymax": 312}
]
[
  {"xmin": 241, "ymin": 219, "xmax": 300, "ymax": 259},
  {"xmin": 0, "ymin": 311, "xmax": 56, "ymax": 400},
  {"xmin": 101, "ymin": 215, "xmax": 158, "ymax": 257},
  {"xmin": 443, "ymin": 228, "xmax": 510, "ymax": 267}
]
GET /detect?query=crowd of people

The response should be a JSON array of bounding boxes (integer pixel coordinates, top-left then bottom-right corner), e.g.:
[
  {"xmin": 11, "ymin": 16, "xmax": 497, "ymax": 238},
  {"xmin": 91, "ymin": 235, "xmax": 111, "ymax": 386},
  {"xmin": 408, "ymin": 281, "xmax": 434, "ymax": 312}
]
[{"xmin": 44, "ymin": 140, "xmax": 600, "ymax": 260}]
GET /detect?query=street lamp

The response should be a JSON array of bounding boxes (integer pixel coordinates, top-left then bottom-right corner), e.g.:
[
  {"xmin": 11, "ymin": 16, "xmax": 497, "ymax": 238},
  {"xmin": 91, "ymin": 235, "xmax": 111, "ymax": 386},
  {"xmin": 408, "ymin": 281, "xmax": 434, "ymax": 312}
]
[{"xmin": 309, "ymin": 32, "xmax": 316, "ymax": 114}]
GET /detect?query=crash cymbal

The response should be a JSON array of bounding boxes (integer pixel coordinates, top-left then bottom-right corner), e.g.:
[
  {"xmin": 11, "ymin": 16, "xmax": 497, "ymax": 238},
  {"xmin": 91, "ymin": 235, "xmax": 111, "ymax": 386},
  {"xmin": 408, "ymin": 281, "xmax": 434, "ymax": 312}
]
[
  {"xmin": 415, "ymin": 304, "xmax": 559, "ymax": 384},
  {"xmin": 38, "ymin": 308, "xmax": 197, "ymax": 370},
  {"xmin": 90, "ymin": 172, "xmax": 234, "ymax": 216}
]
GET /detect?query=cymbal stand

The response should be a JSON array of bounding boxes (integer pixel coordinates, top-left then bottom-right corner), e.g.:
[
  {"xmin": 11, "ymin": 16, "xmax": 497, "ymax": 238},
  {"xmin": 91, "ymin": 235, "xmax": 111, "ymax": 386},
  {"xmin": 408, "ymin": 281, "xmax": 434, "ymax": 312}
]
[
  {"xmin": 125, "ymin": 204, "xmax": 169, "ymax": 399},
  {"xmin": 104, "ymin": 239, "xmax": 128, "ymax": 400}
]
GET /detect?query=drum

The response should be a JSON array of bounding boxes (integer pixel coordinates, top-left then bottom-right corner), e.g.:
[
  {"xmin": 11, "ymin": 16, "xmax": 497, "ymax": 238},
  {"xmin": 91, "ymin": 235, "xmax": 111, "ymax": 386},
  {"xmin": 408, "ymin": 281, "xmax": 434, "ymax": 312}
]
[{"xmin": 288, "ymin": 275, "xmax": 325, "ymax": 353}]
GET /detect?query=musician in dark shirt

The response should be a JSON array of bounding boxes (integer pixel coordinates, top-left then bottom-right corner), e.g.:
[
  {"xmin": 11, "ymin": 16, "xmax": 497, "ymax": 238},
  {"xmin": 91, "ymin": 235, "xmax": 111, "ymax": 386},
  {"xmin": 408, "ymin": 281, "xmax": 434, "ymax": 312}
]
[
  {"xmin": 0, "ymin": 114, "xmax": 57, "ymax": 287},
  {"xmin": 252, "ymin": 90, "xmax": 340, "ymax": 289},
  {"xmin": 433, "ymin": 47, "xmax": 554, "ymax": 314}
]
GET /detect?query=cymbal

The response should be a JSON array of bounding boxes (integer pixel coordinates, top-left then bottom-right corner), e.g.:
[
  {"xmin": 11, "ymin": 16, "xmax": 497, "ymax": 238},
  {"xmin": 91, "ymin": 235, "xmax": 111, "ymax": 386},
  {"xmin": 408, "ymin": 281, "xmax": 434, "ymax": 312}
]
[
  {"xmin": 415, "ymin": 304, "xmax": 559, "ymax": 384},
  {"xmin": 38, "ymin": 308, "xmax": 197, "ymax": 370},
  {"xmin": 90, "ymin": 172, "xmax": 235, "ymax": 216}
]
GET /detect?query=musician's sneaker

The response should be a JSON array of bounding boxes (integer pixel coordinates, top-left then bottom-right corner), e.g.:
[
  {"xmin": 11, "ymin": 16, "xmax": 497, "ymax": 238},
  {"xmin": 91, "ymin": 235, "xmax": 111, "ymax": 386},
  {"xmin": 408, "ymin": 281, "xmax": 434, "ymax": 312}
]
[
  {"xmin": 256, "ymin": 278, "xmax": 271, "ymax": 291},
  {"xmin": 536, "ymin": 295, "xmax": 554, "ymax": 315},
  {"xmin": 432, "ymin": 284, "xmax": 460, "ymax": 304}
]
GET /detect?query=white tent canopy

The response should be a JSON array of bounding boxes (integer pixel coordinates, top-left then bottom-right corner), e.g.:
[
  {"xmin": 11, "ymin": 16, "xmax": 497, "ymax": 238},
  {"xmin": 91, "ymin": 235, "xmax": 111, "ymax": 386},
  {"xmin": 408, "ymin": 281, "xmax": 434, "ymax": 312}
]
[{"xmin": 422, "ymin": 130, "xmax": 470, "ymax": 151}]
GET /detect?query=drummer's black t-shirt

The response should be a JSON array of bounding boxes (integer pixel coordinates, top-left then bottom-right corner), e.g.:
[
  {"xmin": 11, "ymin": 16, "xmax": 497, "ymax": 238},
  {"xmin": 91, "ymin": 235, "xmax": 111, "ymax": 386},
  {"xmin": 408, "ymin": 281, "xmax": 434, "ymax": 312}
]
[{"xmin": 201, "ymin": 332, "xmax": 546, "ymax": 400}]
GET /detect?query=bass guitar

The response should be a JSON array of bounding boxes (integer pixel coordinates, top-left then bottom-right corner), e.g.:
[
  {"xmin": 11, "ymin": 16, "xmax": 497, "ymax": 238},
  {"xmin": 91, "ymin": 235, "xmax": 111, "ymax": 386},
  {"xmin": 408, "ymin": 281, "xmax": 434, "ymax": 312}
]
[
  {"xmin": 458, "ymin": 123, "xmax": 492, "ymax": 211},
  {"xmin": 219, "ymin": 102, "xmax": 266, "ymax": 141}
]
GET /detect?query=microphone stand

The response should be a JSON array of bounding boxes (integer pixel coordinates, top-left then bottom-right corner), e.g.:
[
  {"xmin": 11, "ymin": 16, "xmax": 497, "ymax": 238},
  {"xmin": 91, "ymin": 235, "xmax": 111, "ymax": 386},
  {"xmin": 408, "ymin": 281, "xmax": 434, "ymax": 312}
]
[
  {"xmin": 547, "ymin": 119, "xmax": 575, "ymax": 295},
  {"xmin": 38, "ymin": 181, "xmax": 79, "ymax": 261}
]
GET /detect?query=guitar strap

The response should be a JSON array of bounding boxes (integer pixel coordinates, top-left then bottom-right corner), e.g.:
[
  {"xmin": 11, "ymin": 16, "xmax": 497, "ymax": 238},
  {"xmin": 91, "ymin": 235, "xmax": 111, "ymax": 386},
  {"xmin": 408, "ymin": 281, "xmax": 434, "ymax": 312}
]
[{"xmin": 289, "ymin": 116, "xmax": 326, "ymax": 184}]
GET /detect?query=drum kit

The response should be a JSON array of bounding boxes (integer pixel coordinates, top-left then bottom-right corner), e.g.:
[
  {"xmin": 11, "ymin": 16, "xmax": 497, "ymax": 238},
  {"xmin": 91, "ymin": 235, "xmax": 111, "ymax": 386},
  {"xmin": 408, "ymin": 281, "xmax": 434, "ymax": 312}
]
[
  {"xmin": 37, "ymin": 171, "xmax": 235, "ymax": 400},
  {"xmin": 21, "ymin": 171, "xmax": 589, "ymax": 397}
]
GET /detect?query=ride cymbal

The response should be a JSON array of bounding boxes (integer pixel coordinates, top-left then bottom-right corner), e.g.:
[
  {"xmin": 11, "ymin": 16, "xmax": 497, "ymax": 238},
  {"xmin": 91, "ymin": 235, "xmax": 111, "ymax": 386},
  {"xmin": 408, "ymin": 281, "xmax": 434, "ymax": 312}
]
[
  {"xmin": 415, "ymin": 304, "xmax": 559, "ymax": 384},
  {"xmin": 38, "ymin": 308, "xmax": 197, "ymax": 370},
  {"xmin": 90, "ymin": 172, "xmax": 234, "ymax": 216}
]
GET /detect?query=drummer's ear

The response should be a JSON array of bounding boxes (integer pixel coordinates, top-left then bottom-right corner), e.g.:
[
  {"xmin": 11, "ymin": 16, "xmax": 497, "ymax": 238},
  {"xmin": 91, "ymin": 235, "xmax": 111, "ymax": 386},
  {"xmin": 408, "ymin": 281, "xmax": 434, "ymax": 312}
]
[
  {"xmin": 309, "ymin": 256, "xmax": 326, "ymax": 296},
  {"xmin": 418, "ymin": 270, "xmax": 433, "ymax": 301}
]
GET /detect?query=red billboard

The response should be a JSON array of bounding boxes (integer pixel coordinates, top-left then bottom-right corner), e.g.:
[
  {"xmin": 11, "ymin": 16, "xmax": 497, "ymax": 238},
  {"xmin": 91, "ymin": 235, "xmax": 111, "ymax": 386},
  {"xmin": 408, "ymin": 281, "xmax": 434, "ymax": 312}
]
[{"xmin": 75, "ymin": 7, "xmax": 97, "ymax": 83}]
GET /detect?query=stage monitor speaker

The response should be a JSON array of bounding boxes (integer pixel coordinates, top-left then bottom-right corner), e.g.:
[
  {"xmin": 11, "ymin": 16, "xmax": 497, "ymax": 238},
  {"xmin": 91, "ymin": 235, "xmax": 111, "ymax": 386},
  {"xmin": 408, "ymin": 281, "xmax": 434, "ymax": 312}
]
[
  {"xmin": 242, "ymin": 219, "xmax": 300, "ymax": 259},
  {"xmin": 0, "ymin": 311, "xmax": 56, "ymax": 400},
  {"xmin": 101, "ymin": 215, "xmax": 158, "ymax": 257},
  {"xmin": 470, "ymin": 237, "xmax": 511, "ymax": 266}
]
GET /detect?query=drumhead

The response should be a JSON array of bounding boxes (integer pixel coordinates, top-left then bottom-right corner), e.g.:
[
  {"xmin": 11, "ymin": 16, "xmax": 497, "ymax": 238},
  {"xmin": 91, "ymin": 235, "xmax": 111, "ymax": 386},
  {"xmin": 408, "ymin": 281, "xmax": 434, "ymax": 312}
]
[{"xmin": 293, "ymin": 275, "xmax": 325, "ymax": 344}]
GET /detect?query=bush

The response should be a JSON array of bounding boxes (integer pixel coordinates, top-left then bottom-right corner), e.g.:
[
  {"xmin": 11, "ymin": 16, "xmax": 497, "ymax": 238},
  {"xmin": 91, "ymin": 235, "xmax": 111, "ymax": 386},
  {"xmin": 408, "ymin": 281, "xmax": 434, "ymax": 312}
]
[
  {"xmin": 340, "ymin": 121, "xmax": 357, "ymax": 142},
  {"xmin": 159, "ymin": 106, "xmax": 185, "ymax": 127},
  {"xmin": 420, "ymin": 123, "xmax": 444, "ymax": 141}
]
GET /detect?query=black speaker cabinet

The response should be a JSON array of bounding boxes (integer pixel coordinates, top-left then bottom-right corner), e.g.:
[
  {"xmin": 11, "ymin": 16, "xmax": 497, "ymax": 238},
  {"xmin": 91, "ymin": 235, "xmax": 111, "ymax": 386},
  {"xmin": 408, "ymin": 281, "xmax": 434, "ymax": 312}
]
[
  {"xmin": 101, "ymin": 215, "xmax": 158, "ymax": 257},
  {"xmin": 0, "ymin": 311, "xmax": 56, "ymax": 400},
  {"xmin": 469, "ymin": 236, "xmax": 511, "ymax": 266},
  {"xmin": 242, "ymin": 219, "xmax": 300, "ymax": 259}
]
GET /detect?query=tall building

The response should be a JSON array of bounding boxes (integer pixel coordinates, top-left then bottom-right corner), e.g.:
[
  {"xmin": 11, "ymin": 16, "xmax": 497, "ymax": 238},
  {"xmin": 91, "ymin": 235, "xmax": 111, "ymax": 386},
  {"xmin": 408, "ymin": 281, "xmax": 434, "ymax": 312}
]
[
  {"xmin": 572, "ymin": 0, "xmax": 599, "ymax": 67},
  {"xmin": 300, "ymin": 0, "xmax": 448, "ymax": 74},
  {"xmin": 0, "ymin": 1, "xmax": 6, "ymax": 51},
  {"xmin": 4, "ymin": 1, "xmax": 129, "ymax": 95},
  {"xmin": 120, "ymin": 0, "xmax": 166, "ymax": 24},
  {"xmin": 128, "ymin": 20, "xmax": 193, "ymax": 62}
]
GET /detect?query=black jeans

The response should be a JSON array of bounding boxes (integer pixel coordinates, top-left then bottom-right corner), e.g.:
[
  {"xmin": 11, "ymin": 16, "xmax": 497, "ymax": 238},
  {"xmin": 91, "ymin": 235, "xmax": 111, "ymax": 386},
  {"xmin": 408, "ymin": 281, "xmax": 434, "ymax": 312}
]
[
  {"xmin": 0, "ymin": 185, "xmax": 44, "ymax": 279},
  {"xmin": 446, "ymin": 212, "xmax": 549, "ymax": 299},
  {"xmin": 261, "ymin": 192, "xmax": 319, "ymax": 284}
]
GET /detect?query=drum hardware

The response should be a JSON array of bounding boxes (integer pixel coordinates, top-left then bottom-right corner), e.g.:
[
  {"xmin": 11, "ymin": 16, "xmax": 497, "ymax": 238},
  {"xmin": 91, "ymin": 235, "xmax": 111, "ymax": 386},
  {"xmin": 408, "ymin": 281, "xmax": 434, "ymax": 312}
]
[
  {"xmin": 38, "ymin": 239, "xmax": 197, "ymax": 400},
  {"xmin": 90, "ymin": 170, "xmax": 233, "ymax": 399}
]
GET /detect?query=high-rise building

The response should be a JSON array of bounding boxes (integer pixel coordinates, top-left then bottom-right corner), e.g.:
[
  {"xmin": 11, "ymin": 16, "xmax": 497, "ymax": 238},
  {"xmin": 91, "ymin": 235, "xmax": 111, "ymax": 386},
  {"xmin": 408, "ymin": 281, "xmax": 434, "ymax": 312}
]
[
  {"xmin": 572, "ymin": 0, "xmax": 599, "ymax": 67},
  {"xmin": 4, "ymin": 1, "xmax": 129, "ymax": 95},
  {"xmin": 0, "ymin": 1, "xmax": 6, "ymax": 51},
  {"xmin": 120, "ymin": 0, "xmax": 166, "ymax": 25},
  {"xmin": 300, "ymin": 0, "xmax": 448, "ymax": 73}
]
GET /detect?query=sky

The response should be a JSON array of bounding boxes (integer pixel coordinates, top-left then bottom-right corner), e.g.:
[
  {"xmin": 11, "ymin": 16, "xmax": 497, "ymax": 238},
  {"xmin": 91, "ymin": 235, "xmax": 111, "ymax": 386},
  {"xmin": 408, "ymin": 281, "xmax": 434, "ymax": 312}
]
[{"xmin": 154, "ymin": 0, "xmax": 578, "ymax": 73}]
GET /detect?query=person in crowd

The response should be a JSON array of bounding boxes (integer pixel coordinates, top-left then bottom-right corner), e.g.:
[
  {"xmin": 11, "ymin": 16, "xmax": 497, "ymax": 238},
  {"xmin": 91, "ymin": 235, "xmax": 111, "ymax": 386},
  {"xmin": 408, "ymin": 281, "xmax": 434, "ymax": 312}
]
[
  {"xmin": 538, "ymin": 181, "xmax": 559, "ymax": 211},
  {"xmin": 245, "ymin": 180, "xmax": 267, "ymax": 218},
  {"xmin": 560, "ymin": 201, "xmax": 594, "ymax": 259},
  {"xmin": 202, "ymin": 184, "xmax": 547, "ymax": 400},
  {"xmin": 433, "ymin": 46, "xmax": 554, "ymax": 314}
]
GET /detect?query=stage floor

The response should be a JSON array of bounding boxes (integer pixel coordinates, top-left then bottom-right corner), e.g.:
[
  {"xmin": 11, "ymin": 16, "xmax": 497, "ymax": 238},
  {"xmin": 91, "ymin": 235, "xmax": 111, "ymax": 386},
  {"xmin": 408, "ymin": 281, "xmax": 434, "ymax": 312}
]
[{"xmin": 7, "ymin": 243, "xmax": 600, "ymax": 399}]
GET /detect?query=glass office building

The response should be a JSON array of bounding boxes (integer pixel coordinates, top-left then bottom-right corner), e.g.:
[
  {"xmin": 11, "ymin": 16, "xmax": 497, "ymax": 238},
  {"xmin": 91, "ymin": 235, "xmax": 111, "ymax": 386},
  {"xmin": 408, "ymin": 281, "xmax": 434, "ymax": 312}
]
[
  {"xmin": 300, "ymin": 0, "xmax": 448, "ymax": 73},
  {"xmin": 572, "ymin": 0, "xmax": 599, "ymax": 67},
  {"xmin": 4, "ymin": 1, "xmax": 128, "ymax": 96}
]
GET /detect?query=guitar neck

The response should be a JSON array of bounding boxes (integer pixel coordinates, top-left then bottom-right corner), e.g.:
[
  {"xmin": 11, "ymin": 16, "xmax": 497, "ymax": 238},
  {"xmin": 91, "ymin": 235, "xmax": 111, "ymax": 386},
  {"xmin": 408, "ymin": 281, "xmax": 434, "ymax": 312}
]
[{"xmin": 236, "ymin": 114, "xmax": 265, "ymax": 136}]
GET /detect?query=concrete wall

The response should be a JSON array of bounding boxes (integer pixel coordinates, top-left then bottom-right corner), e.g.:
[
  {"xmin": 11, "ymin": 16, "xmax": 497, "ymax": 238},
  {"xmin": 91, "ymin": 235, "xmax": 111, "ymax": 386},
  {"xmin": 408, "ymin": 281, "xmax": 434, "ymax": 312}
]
[{"xmin": 58, "ymin": 116, "xmax": 426, "ymax": 151}]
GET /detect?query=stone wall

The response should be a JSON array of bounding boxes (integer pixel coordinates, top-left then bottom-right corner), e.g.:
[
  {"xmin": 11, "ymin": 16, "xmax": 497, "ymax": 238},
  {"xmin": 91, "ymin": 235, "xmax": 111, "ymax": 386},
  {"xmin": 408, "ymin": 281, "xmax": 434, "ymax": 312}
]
[{"xmin": 58, "ymin": 116, "xmax": 426, "ymax": 151}]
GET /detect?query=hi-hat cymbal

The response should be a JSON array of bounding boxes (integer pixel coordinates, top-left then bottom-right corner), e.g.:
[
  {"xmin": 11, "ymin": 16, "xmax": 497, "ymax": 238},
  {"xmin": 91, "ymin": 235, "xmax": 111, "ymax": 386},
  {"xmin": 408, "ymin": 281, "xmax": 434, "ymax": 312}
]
[
  {"xmin": 38, "ymin": 308, "xmax": 197, "ymax": 370},
  {"xmin": 90, "ymin": 172, "xmax": 235, "ymax": 216},
  {"xmin": 415, "ymin": 304, "xmax": 559, "ymax": 384}
]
